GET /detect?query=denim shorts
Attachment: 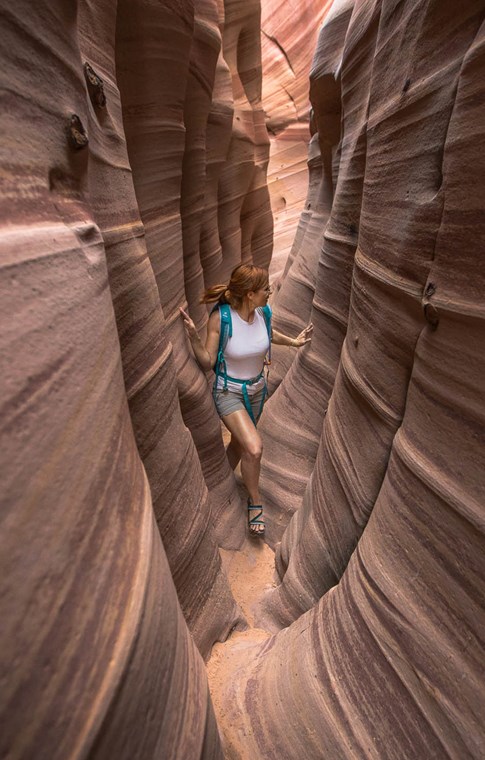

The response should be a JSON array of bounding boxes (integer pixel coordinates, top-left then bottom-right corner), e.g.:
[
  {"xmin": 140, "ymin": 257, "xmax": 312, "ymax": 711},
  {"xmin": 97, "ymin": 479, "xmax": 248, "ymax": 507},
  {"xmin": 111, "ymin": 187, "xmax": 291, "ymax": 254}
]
[{"xmin": 214, "ymin": 385, "xmax": 266, "ymax": 423}]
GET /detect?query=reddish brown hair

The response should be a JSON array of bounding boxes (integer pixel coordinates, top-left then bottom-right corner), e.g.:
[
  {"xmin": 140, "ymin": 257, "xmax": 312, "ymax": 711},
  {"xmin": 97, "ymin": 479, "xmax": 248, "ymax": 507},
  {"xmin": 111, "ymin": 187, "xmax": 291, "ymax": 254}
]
[{"xmin": 201, "ymin": 264, "xmax": 269, "ymax": 309}]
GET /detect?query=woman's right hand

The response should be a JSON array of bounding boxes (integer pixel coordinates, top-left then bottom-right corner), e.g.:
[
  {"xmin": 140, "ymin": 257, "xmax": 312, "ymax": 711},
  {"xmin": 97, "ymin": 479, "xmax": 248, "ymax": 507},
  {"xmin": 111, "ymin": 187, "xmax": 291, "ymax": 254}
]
[
  {"xmin": 179, "ymin": 307, "xmax": 198, "ymax": 341},
  {"xmin": 180, "ymin": 307, "xmax": 216, "ymax": 372}
]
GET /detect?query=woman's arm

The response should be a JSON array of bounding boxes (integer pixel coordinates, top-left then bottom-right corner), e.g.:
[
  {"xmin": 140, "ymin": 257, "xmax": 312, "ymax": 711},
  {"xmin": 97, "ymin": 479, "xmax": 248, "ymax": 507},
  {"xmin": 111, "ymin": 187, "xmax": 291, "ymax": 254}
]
[
  {"xmin": 271, "ymin": 323, "xmax": 313, "ymax": 347},
  {"xmin": 179, "ymin": 307, "xmax": 220, "ymax": 371}
]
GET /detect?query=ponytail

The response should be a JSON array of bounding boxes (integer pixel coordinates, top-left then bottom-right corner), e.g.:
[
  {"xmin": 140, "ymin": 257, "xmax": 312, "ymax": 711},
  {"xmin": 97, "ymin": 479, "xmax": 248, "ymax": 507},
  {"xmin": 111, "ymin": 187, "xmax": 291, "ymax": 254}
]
[
  {"xmin": 200, "ymin": 264, "xmax": 269, "ymax": 309},
  {"xmin": 200, "ymin": 283, "xmax": 229, "ymax": 305}
]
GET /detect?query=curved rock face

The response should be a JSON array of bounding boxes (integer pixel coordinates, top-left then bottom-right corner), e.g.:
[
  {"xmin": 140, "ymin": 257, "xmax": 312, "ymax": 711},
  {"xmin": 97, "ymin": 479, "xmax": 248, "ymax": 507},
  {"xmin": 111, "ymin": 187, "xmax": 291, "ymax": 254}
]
[
  {"xmin": 181, "ymin": 0, "xmax": 223, "ymax": 328},
  {"xmin": 4, "ymin": 0, "xmax": 485, "ymax": 757},
  {"xmin": 218, "ymin": 0, "xmax": 273, "ymax": 278},
  {"xmin": 1, "ymin": 0, "xmax": 275, "ymax": 752},
  {"xmin": 214, "ymin": 1, "xmax": 485, "ymax": 757},
  {"xmin": 267, "ymin": 0, "xmax": 353, "ymax": 391},
  {"xmin": 0, "ymin": 2, "xmax": 225, "ymax": 755},
  {"xmin": 262, "ymin": 0, "xmax": 331, "ymax": 281},
  {"xmin": 259, "ymin": 0, "xmax": 356, "ymax": 544},
  {"xmin": 266, "ymin": 0, "xmax": 485, "ymax": 621},
  {"xmin": 78, "ymin": 0, "xmax": 242, "ymax": 660},
  {"xmin": 115, "ymin": 0, "xmax": 247, "ymax": 546}
]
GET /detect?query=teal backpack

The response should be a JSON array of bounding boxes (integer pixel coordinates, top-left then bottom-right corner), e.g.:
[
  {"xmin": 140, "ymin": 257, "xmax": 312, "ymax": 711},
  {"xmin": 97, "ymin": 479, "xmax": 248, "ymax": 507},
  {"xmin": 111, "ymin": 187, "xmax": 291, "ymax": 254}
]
[{"xmin": 213, "ymin": 303, "xmax": 272, "ymax": 425}]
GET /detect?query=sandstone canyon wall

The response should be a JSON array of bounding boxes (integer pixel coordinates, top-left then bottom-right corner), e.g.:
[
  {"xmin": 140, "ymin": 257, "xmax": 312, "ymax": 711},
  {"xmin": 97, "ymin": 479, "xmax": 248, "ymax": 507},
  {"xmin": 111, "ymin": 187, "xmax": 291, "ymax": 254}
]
[
  {"xmin": 2, "ymin": 0, "xmax": 485, "ymax": 758},
  {"xmin": 0, "ymin": 0, "xmax": 272, "ymax": 755},
  {"xmin": 262, "ymin": 0, "xmax": 332, "ymax": 282},
  {"xmin": 216, "ymin": 0, "xmax": 485, "ymax": 758},
  {"xmin": 259, "ymin": 0, "xmax": 356, "ymax": 541}
]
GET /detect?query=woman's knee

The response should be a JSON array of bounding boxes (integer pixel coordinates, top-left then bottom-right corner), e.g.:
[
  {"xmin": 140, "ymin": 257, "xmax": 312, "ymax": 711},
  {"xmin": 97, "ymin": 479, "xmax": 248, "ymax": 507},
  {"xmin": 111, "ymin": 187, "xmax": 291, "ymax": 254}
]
[{"xmin": 243, "ymin": 435, "xmax": 263, "ymax": 461}]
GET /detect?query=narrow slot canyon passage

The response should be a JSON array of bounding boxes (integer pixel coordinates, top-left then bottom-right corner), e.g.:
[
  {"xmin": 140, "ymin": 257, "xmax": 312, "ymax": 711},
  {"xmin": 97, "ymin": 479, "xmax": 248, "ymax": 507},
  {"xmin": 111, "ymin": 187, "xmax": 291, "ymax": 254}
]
[
  {"xmin": 207, "ymin": 550, "xmax": 275, "ymax": 756},
  {"xmin": 1, "ymin": 0, "xmax": 484, "ymax": 758},
  {"xmin": 207, "ymin": 428, "xmax": 279, "ymax": 756}
]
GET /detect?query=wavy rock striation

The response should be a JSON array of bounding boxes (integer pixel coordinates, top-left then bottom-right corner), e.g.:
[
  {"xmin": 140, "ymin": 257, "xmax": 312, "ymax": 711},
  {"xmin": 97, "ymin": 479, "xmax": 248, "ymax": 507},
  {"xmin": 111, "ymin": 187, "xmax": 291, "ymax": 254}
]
[
  {"xmin": 4, "ymin": 0, "xmax": 485, "ymax": 757},
  {"xmin": 259, "ymin": 0, "xmax": 356, "ymax": 545},
  {"xmin": 115, "ymin": 0, "xmax": 247, "ymax": 546},
  {"xmin": 214, "ymin": 0, "xmax": 485, "ymax": 757},
  {"xmin": 265, "ymin": 0, "xmax": 485, "ymax": 624},
  {"xmin": 0, "ymin": 0, "xmax": 277, "ymax": 752},
  {"xmin": 0, "ymin": 2, "xmax": 226, "ymax": 756},
  {"xmin": 262, "ymin": 0, "xmax": 331, "ymax": 280},
  {"xmin": 218, "ymin": 0, "xmax": 273, "ymax": 277},
  {"xmin": 78, "ymin": 0, "xmax": 243, "ymax": 657},
  {"xmin": 267, "ymin": 0, "xmax": 354, "ymax": 392}
]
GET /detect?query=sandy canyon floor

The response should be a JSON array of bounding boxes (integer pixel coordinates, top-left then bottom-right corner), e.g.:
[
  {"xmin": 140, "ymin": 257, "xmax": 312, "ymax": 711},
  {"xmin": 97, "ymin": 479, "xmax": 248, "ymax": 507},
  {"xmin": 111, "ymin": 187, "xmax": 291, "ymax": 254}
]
[{"xmin": 207, "ymin": 430, "xmax": 278, "ymax": 753}]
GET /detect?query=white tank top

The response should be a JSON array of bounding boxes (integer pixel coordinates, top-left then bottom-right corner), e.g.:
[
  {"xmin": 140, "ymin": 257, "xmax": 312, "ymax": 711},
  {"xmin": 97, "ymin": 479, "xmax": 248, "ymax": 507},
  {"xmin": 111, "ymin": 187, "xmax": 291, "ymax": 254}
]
[{"xmin": 216, "ymin": 307, "xmax": 270, "ymax": 395}]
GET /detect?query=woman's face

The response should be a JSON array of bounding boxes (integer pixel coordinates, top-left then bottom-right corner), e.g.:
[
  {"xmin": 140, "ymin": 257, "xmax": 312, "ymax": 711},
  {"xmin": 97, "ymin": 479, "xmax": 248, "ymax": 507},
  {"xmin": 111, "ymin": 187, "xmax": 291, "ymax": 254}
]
[{"xmin": 251, "ymin": 283, "xmax": 272, "ymax": 307}]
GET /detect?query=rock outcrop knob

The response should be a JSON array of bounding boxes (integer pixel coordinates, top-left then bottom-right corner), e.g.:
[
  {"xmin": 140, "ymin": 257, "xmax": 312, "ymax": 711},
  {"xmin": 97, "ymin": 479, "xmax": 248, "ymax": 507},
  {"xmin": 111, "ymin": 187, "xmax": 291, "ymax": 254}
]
[
  {"xmin": 84, "ymin": 62, "xmax": 107, "ymax": 108},
  {"xmin": 68, "ymin": 114, "xmax": 88, "ymax": 150}
]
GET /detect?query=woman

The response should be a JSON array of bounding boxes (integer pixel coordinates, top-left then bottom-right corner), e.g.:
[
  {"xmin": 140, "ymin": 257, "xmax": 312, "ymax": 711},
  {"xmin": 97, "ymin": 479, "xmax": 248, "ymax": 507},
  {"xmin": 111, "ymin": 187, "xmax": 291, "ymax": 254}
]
[{"xmin": 180, "ymin": 264, "xmax": 312, "ymax": 537}]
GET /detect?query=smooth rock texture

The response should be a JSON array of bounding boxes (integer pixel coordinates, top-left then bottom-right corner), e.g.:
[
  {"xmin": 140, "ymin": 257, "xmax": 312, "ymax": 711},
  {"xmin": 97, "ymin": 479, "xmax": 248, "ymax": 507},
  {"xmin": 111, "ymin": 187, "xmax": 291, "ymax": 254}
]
[
  {"xmin": 265, "ymin": 0, "xmax": 485, "ymax": 621},
  {"xmin": 4, "ymin": 0, "xmax": 485, "ymax": 757},
  {"xmin": 0, "ymin": 3, "xmax": 223, "ymax": 757},
  {"xmin": 0, "ymin": 0, "xmax": 279, "ymax": 753},
  {"xmin": 212, "ymin": 1, "xmax": 485, "ymax": 757},
  {"xmin": 182, "ymin": 0, "xmax": 224, "ymax": 307},
  {"xmin": 78, "ymin": 0, "xmax": 243, "ymax": 657},
  {"xmin": 262, "ymin": 0, "xmax": 331, "ymax": 280},
  {"xmin": 200, "ymin": 39, "xmax": 234, "ymax": 288},
  {"xmin": 218, "ymin": 0, "xmax": 273, "ymax": 278},
  {"xmin": 259, "ymin": 0, "xmax": 356, "ymax": 544},
  {"xmin": 115, "ymin": 0, "xmax": 246, "ymax": 546},
  {"xmin": 267, "ymin": 0, "xmax": 354, "ymax": 391}
]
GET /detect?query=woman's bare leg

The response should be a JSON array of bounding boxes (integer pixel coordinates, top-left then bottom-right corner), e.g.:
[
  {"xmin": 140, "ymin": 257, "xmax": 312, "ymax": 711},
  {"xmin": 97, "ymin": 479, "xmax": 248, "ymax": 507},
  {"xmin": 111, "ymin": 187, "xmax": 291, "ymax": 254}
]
[
  {"xmin": 226, "ymin": 436, "xmax": 242, "ymax": 470},
  {"xmin": 221, "ymin": 409, "xmax": 264, "ymax": 533}
]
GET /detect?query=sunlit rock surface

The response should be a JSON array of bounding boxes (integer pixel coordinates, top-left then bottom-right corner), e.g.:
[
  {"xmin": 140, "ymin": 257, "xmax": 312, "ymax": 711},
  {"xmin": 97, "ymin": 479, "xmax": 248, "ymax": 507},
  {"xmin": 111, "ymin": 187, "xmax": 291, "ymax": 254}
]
[
  {"xmin": 214, "ymin": 1, "xmax": 485, "ymax": 757},
  {"xmin": 78, "ymin": 0, "xmax": 243, "ymax": 661},
  {"xmin": 3, "ymin": 0, "xmax": 485, "ymax": 757},
  {"xmin": 259, "ymin": 0, "xmax": 355, "ymax": 544},
  {"xmin": 262, "ymin": 0, "xmax": 331, "ymax": 281},
  {"xmin": 0, "ymin": 0, "xmax": 271, "ymax": 753}
]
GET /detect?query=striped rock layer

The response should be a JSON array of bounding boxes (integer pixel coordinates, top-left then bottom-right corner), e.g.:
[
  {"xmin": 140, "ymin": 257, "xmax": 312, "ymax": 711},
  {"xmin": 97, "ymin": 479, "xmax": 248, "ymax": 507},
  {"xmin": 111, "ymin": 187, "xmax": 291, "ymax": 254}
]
[
  {"xmin": 2, "ymin": 0, "xmax": 485, "ymax": 758},
  {"xmin": 217, "ymin": 0, "xmax": 485, "ymax": 758},
  {"xmin": 259, "ymin": 0, "xmax": 357, "ymax": 542},
  {"xmin": 0, "ymin": 0, "xmax": 273, "ymax": 756}
]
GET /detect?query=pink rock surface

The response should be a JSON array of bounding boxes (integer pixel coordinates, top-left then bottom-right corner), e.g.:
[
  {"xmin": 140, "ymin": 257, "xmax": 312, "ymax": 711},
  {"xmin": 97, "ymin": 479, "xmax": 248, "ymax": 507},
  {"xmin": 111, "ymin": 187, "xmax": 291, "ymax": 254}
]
[
  {"xmin": 115, "ymin": 0, "xmax": 246, "ymax": 546},
  {"xmin": 266, "ymin": 0, "xmax": 485, "ymax": 623},
  {"xmin": 212, "ymin": 1, "xmax": 485, "ymax": 757},
  {"xmin": 181, "ymin": 0, "xmax": 223, "ymax": 326},
  {"xmin": 262, "ymin": 0, "xmax": 332, "ymax": 280},
  {"xmin": 259, "ymin": 0, "xmax": 356, "ymax": 545},
  {"xmin": 187, "ymin": 0, "xmax": 229, "ymax": 294},
  {"xmin": 4, "ymin": 0, "xmax": 485, "ymax": 756},
  {"xmin": 0, "ymin": 3, "xmax": 224, "ymax": 756},
  {"xmin": 78, "ymin": 0, "xmax": 243, "ymax": 657},
  {"xmin": 200, "ymin": 4, "xmax": 234, "ymax": 288},
  {"xmin": 218, "ymin": 0, "xmax": 273, "ymax": 277}
]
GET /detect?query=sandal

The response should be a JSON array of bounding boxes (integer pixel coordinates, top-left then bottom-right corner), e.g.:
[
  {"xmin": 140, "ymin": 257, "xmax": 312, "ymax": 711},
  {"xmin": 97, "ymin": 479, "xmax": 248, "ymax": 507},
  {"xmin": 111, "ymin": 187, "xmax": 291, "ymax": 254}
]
[{"xmin": 247, "ymin": 498, "xmax": 265, "ymax": 537}]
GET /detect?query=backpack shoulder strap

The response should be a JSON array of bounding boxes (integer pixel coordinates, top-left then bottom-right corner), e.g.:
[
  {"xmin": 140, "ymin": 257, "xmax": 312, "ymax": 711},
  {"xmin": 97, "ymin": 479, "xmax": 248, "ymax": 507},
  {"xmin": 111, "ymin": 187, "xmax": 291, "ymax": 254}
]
[
  {"xmin": 259, "ymin": 304, "xmax": 272, "ymax": 365},
  {"xmin": 261, "ymin": 304, "xmax": 272, "ymax": 337},
  {"xmin": 217, "ymin": 303, "xmax": 232, "ymax": 351},
  {"xmin": 212, "ymin": 303, "xmax": 232, "ymax": 394}
]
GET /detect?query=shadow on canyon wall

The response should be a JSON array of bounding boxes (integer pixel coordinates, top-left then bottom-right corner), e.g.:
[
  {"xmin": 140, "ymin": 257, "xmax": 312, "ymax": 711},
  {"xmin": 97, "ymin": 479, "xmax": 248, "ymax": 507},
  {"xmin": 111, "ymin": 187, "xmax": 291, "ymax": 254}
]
[{"xmin": 1, "ymin": 0, "xmax": 484, "ymax": 758}]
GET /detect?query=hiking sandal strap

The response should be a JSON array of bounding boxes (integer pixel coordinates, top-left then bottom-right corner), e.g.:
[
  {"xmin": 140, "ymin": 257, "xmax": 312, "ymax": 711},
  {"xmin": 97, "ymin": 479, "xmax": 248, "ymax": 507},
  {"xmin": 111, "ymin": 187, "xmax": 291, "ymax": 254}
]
[{"xmin": 247, "ymin": 504, "xmax": 264, "ymax": 526}]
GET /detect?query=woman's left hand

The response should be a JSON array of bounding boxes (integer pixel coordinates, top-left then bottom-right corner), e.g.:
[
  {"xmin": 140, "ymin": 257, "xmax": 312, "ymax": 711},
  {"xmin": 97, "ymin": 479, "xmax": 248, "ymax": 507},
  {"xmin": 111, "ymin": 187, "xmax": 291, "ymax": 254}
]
[{"xmin": 293, "ymin": 323, "xmax": 313, "ymax": 347}]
